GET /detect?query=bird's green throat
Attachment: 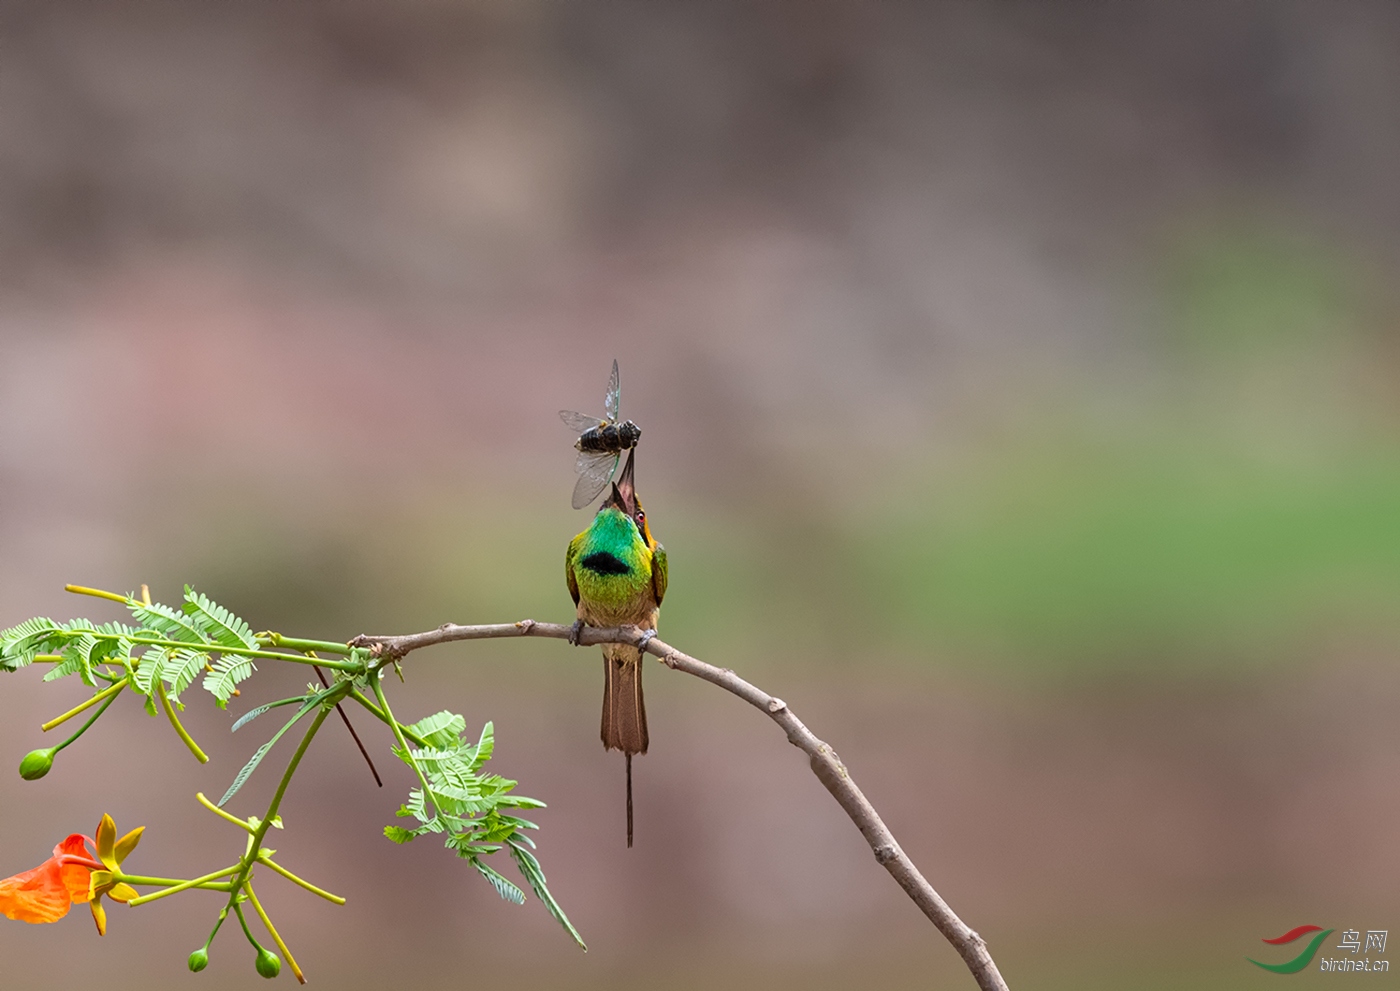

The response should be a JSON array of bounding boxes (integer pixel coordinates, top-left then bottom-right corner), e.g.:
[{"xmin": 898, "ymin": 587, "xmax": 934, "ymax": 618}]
[{"xmin": 573, "ymin": 509, "xmax": 651, "ymax": 606}]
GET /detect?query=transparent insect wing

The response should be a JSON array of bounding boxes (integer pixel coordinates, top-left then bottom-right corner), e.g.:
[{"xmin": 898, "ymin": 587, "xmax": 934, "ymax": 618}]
[
  {"xmin": 572, "ymin": 449, "xmax": 620, "ymax": 510},
  {"xmin": 559, "ymin": 410, "xmax": 605, "ymax": 433},
  {"xmin": 604, "ymin": 359, "xmax": 620, "ymax": 425}
]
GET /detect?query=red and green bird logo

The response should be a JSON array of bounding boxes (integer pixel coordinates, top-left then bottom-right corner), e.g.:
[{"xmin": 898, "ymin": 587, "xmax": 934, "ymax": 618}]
[{"xmin": 1248, "ymin": 925, "xmax": 1334, "ymax": 973}]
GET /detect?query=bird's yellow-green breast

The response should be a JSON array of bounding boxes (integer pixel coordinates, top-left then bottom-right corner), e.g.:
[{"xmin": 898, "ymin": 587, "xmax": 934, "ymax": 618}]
[{"xmin": 566, "ymin": 507, "xmax": 663, "ymax": 619}]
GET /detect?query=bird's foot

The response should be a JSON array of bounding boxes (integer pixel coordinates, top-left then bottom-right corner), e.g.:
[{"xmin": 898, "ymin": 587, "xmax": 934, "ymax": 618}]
[
  {"xmin": 635, "ymin": 628, "xmax": 657, "ymax": 652},
  {"xmin": 568, "ymin": 619, "xmax": 586, "ymax": 646}
]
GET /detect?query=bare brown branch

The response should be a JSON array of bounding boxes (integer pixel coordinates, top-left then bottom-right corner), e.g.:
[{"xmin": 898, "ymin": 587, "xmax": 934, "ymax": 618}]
[{"xmin": 348, "ymin": 620, "xmax": 1010, "ymax": 991}]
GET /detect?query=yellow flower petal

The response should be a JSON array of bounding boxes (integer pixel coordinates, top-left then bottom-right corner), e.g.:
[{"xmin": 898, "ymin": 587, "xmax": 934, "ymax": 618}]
[
  {"xmin": 90, "ymin": 897, "xmax": 107, "ymax": 936},
  {"xmin": 89, "ymin": 870, "xmax": 114, "ymax": 896},
  {"xmin": 107, "ymin": 883, "xmax": 139, "ymax": 903},
  {"xmin": 95, "ymin": 815, "xmax": 118, "ymax": 871},
  {"xmin": 113, "ymin": 827, "xmax": 143, "ymax": 866}
]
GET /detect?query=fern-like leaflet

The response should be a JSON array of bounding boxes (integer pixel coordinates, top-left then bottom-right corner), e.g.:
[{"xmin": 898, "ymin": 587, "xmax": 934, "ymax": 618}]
[
  {"xmin": 132, "ymin": 646, "xmax": 168, "ymax": 696},
  {"xmin": 509, "ymin": 839, "xmax": 585, "ymax": 949},
  {"xmin": 203, "ymin": 653, "xmax": 256, "ymax": 709},
  {"xmin": 219, "ymin": 699, "xmax": 318, "ymax": 807},
  {"xmin": 231, "ymin": 696, "xmax": 307, "ymax": 734},
  {"xmin": 131, "ymin": 600, "xmax": 210, "ymax": 645},
  {"xmin": 406, "ymin": 711, "xmax": 467, "ymax": 747},
  {"xmin": 44, "ymin": 630, "xmax": 99, "ymax": 685},
  {"xmin": 0, "ymin": 617, "xmax": 67, "ymax": 671},
  {"xmin": 181, "ymin": 587, "xmax": 257, "ymax": 650},
  {"xmin": 161, "ymin": 648, "xmax": 208, "ymax": 703},
  {"xmin": 470, "ymin": 859, "xmax": 526, "ymax": 904}
]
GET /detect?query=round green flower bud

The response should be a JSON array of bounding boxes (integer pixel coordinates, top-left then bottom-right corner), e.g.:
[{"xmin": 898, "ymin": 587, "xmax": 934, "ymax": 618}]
[
  {"xmin": 188, "ymin": 948, "xmax": 209, "ymax": 973},
  {"xmin": 255, "ymin": 948, "xmax": 281, "ymax": 979},
  {"xmin": 18, "ymin": 748, "xmax": 56, "ymax": 781}
]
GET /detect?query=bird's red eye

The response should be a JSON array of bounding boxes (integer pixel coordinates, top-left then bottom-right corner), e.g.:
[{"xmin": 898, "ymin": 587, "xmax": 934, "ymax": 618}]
[{"xmin": 635, "ymin": 511, "xmax": 645, "ymax": 523}]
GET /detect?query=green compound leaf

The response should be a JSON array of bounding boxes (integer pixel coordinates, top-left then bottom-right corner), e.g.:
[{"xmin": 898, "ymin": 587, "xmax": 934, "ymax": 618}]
[
  {"xmin": 0, "ymin": 617, "xmax": 67, "ymax": 671},
  {"xmin": 203, "ymin": 653, "xmax": 256, "ymax": 709},
  {"xmin": 89, "ymin": 622, "xmax": 139, "ymax": 672},
  {"xmin": 510, "ymin": 839, "xmax": 585, "ymax": 950},
  {"xmin": 231, "ymin": 696, "xmax": 309, "ymax": 734},
  {"xmin": 384, "ymin": 707, "xmax": 582, "ymax": 949},
  {"xmin": 218, "ymin": 699, "xmax": 317, "ymax": 807},
  {"xmin": 44, "ymin": 631, "xmax": 99, "ymax": 686},
  {"xmin": 130, "ymin": 600, "xmax": 210, "ymax": 646},
  {"xmin": 161, "ymin": 648, "xmax": 208, "ymax": 702},
  {"xmin": 181, "ymin": 587, "xmax": 257, "ymax": 651},
  {"xmin": 104, "ymin": 637, "xmax": 136, "ymax": 677},
  {"xmin": 404, "ymin": 788, "xmax": 430, "ymax": 823},
  {"xmin": 132, "ymin": 646, "xmax": 168, "ymax": 696},
  {"xmin": 1, "ymin": 616, "xmax": 61, "ymax": 650},
  {"xmin": 405, "ymin": 711, "xmax": 467, "ymax": 749},
  {"xmin": 470, "ymin": 721, "xmax": 495, "ymax": 769},
  {"xmin": 90, "ymin": 619, "xmax": 139, "ymax": 639},
  {"xmin": 470, "ymin": 857, "xmax": 526, "ymax": 905},
  {"xmin": 498, "ymin": 796, "xmax": 547, "ymax": 810}
]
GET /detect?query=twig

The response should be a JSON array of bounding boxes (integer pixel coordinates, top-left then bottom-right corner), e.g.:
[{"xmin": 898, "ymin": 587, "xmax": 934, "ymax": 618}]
[
  {"xmin": 349, "ymin": 620, "xmax": 1010, "ymax": 991},
  {"xmin": 312, "ymin": 664, "xmax": 382, "ymax": 787}
]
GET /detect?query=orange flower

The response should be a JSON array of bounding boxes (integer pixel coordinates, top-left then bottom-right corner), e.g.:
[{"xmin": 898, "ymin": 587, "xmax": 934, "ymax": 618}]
[{"xmin": 0, "ymin": 834, "xmax": 102, "ymax": 924}]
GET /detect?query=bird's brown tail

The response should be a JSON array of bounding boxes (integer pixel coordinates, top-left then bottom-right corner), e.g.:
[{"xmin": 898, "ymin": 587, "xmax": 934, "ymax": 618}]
[
  {"xmin": 601, "ymin": 645, "xmax": 648, "ymax": 754},
  {"xmin": 601, "ymin": 645, "xmax": 647, "ymax": 847}
]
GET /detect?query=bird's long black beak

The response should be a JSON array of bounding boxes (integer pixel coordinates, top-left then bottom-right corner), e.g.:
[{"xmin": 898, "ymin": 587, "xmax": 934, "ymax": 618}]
[{"xmin": 601, "ymin": 450, "xmax": 638, "ymax": 516}]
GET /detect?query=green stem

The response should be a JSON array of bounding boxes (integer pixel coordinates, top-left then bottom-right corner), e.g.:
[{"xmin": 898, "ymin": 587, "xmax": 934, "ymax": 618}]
[
  {"xmin": 49, "ymin": 628, "xmax": 364, "ymax": 671},
  {"xmin": 372, "ymin": 675, "xmax": 435, "ymax": 815},
  {"xmin": 233, "ymin": 901, "xmax": 264, "ymax": 951},
  {"xmin": 118, "ymin": 874, "xmax": 235, "ymax": 890},
  {"xmin": 258, "ymin": 633, "xmax": 352, "ymax": 655},
  {"xmin": 246, "ymin": 881, "xmax": 307, "ymax": 984},
  {"xmin": 127, "ymin": 865, "xmax": 244, "ymax": 905},
  {"xmin": 349, "ymin": 688, "xmax": 428, "ymax": 747},
  {"xmin": 157, "ymin": 682, "xmax": 209, "ymax": 763},
  {"xmin": 256, "ymin": 855, "xmax": 346, "ymax": 904},
  {"xmin": 51, "ymin": 689, "xmax": 120, "ymax": 754},
  {"xmin": 219, "ymin": 703, "xmax": 334, "ymax": 916},
  {"xmin": 41, "ymin": 677, "xmax": 128, "ymax": 732},
  {"xmin": 203, "ymin": 905, "xmax": 230, "ymax": 952},
  {"xmin": 196, "ymin": 791, "xmax": 256, "ymax": 833}
]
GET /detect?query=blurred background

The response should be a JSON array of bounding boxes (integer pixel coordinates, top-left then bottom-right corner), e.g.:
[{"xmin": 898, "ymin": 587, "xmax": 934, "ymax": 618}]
[{"xmin": 1, "ymin": 1, "xmax": 1398, "ymax": 987}]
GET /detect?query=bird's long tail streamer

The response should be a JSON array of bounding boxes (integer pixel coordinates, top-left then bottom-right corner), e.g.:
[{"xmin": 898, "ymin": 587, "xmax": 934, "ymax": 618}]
[{"xmin": 626, "ymin": 753, "xmax": 633, "ymax": 848}]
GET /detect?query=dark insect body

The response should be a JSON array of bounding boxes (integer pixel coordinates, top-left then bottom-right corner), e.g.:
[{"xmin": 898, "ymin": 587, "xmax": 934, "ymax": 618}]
[
  {"xmin": 559, "ymin": 359, "xmax": 642, "ymax": 509},
  {"xmin": 576, "ymin": 419, "xmax": 641, "ymax": 454}
]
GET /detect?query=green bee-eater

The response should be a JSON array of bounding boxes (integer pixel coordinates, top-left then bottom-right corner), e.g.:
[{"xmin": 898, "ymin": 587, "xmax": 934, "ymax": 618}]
[{"xmin": 565, "ymin": 450, "xmax": 667, "ymax": 847}]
